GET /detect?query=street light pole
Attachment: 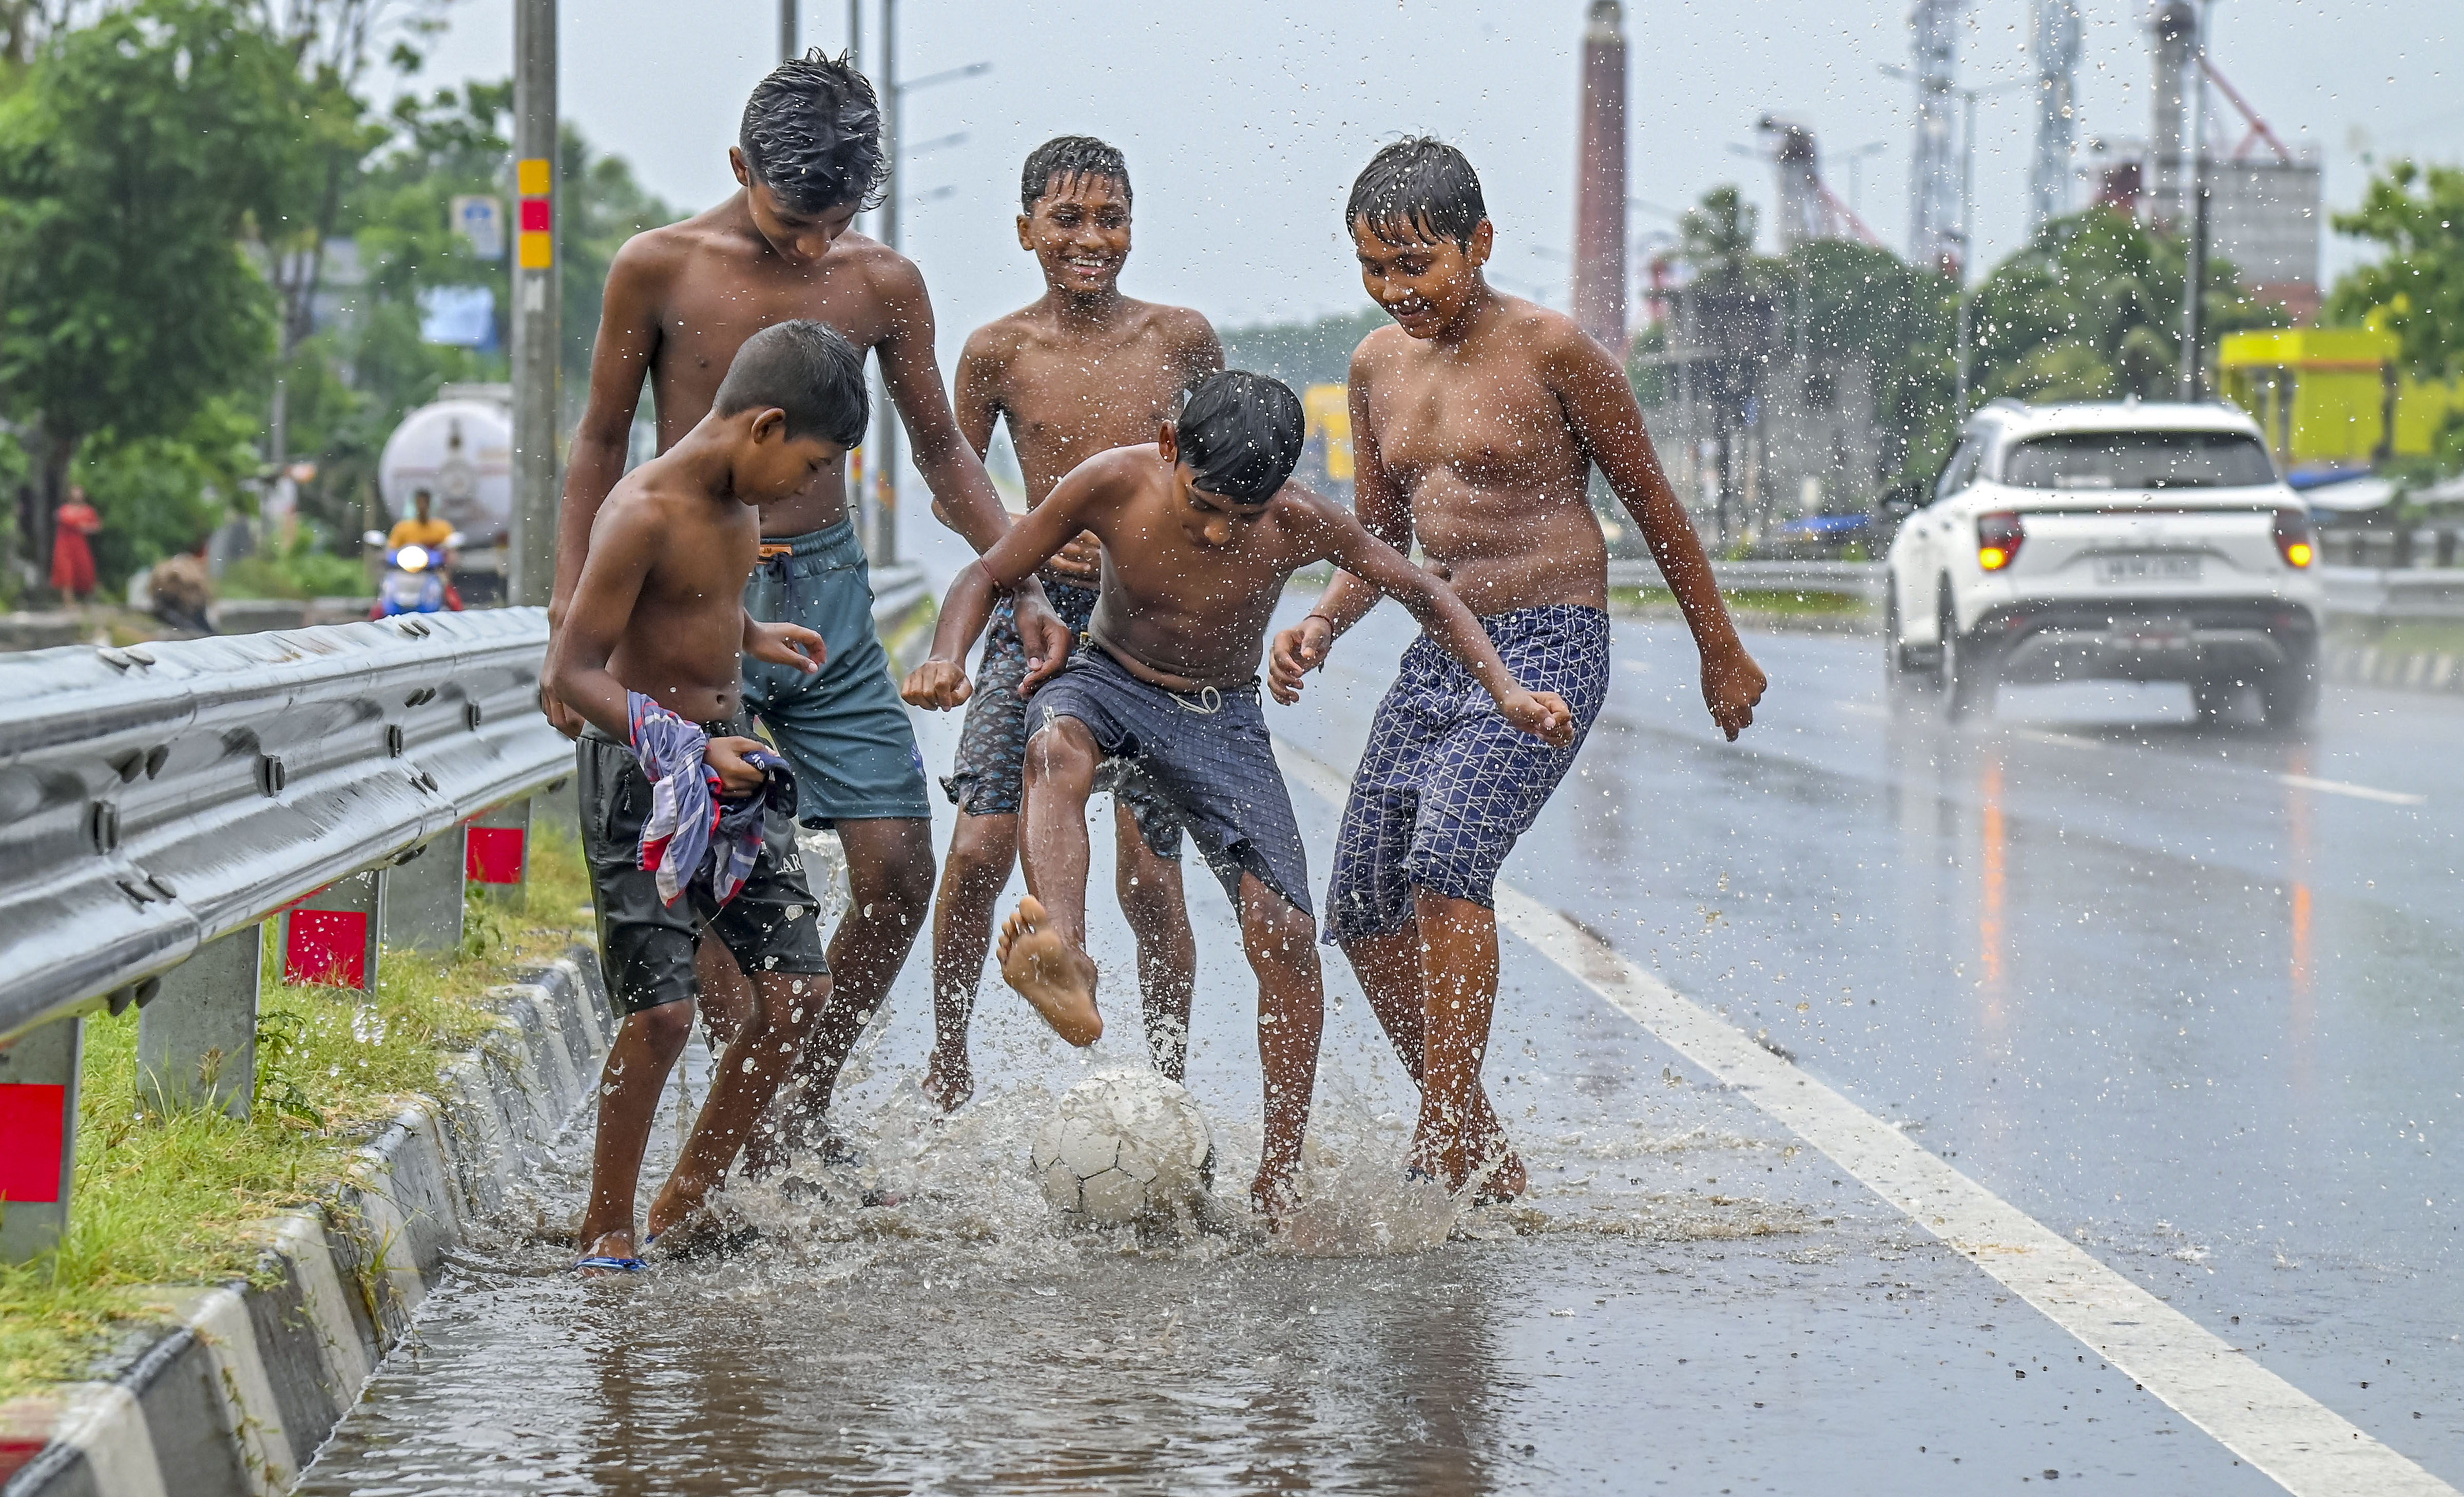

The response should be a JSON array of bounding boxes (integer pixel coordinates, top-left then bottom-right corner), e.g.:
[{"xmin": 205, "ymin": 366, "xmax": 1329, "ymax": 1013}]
[
  {"xmin": 2179, "ymin": 0, "xmax": 2212, "ymax": 402},
  {"xmin": 872, "ymin": 0, "xmax": 900, "ymax": 566},
  {"xmin": 508, "ymin": 0, "xmax": 559, "ymax": 607},
  {"xmin": 779, "ymin": 0, "xmax": 796, "ymax": 61}
]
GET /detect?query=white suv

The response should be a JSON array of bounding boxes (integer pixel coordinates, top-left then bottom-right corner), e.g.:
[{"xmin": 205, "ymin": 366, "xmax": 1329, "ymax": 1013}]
[{"xmin": 1882, "ymin": 401, "xmax": 2325, "ymax": 723}]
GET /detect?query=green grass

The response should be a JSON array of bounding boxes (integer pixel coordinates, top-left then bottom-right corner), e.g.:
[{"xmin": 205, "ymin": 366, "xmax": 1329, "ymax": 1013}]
[{"xmin": 0, "ymin": 824, "xmax": 593, "ymax": 1401}]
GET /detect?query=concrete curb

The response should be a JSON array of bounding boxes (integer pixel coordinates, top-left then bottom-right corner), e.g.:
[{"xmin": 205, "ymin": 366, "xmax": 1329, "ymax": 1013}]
[
  {"xmin": 2324, "ymin": 642, "xmax": 2464, "ymax": 696},
  {"xmin": 0, "ymin": 949, "xmax": 614, "ymax": 1497}
]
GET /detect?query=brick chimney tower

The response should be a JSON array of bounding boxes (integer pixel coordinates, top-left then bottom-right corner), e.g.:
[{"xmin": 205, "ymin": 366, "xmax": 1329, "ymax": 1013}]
[{"xmin": 1571, "ymin": 0, "xmax": 1629, "ymax": 352}]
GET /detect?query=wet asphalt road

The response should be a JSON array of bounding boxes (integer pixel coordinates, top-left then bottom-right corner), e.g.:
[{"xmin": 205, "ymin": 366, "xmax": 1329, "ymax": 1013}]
[{"xmin": 297, "ymin": 553, "xmax": 2458, "ymax": 1494}]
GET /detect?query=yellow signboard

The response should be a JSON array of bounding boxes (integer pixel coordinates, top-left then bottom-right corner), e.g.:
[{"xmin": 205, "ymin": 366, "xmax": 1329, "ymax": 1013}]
[{"xmin": 1304, "ymin": 383, "xmax": 1354, "ymax": 482}]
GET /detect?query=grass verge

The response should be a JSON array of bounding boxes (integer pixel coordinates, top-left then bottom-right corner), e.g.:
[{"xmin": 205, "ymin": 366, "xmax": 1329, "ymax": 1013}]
[
  {"xmin": 0, "ymin": 822, "xmax": 593, "ymax": 1403},
  {"xmin": 2334, "ymin": 620, "xmax": 2464, "ymax": 659}
]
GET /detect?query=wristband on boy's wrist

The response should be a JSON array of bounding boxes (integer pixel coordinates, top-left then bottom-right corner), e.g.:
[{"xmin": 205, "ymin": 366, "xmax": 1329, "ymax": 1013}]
[{"xmin": 1304, "ymin": 612, "xmax": 1338, "ymax": 635}]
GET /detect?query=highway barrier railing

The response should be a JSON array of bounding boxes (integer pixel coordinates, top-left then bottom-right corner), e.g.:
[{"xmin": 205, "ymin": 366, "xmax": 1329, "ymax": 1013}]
[
  {"xmin": 0, "ymin": 607, "xmax": 571, "ymax": 1261},
  {"xmin": 1608, "ymin": 559, "xmax": 2463, "ymax": 623},
  {"xmin": 1606, "ymin": 558, "xmax": 1890, "ymax": 602}
]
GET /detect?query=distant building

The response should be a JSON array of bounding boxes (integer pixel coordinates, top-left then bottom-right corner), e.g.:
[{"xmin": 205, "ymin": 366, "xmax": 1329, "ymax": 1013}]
[{"xmin": 2220, "ymin": 328, "xmax": 2464, "ymax": 471}]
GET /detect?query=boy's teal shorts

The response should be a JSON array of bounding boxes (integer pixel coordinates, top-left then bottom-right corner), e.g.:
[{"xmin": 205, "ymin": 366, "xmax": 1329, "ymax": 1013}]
[{"xmin": 740, "ymin": 519, "xmax": 932, "ymax": 827}]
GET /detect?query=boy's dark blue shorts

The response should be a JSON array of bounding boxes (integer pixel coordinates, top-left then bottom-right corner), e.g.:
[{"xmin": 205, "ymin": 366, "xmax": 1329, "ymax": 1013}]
[
  {"xmin": 1025, "ymin": 646, "xmax": 1313, "ymax": 918},
  {"xmin": 1324, "ymin": 605, "xmax": 1611, "ymax": 943},
  {"xmin": 939, "ymin": 580, "xmax": 1182, "ymax": 859}
]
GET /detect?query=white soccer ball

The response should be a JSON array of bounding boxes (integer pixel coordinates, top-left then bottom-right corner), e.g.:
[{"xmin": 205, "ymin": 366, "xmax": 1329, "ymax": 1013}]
[{"xmin": 1031, "ymin": 1068, "xmax": 1215, "ymax": 1226}]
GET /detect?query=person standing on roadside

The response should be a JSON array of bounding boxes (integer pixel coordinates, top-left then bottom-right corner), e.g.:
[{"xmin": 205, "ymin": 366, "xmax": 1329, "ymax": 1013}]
[{"xmin": 50, "ymin": 486, "xmax": 100, "ymax": 603}]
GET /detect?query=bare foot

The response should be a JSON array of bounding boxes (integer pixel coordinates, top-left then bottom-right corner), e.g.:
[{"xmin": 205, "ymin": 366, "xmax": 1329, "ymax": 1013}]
[
  {"xmin": 997, "ymin": 896, "xmax": 1102, "ymax": 1046},
  {"xmin": 1250, "ymin": 1165, "xmax": 1300, "ymax": 1227},
  {"xmin": 921, "ymin": 1051, "xmax": 973, "ymax": 1113}
]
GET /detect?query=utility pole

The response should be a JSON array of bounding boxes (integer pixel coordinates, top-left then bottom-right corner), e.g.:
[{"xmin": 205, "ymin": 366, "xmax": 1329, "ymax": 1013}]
[
  {"xmin": 779, "ymin": 0, "xmax": 797, "ymax": 61},
  {"xmin": 873, "ymin": 0, "xmax": 900, "ymax": 567},
  {"xmin": 2179, "ymin": 0, "xmax": 2212, "ymax": 402},
  {"xmin": 509, "ymin": 0, "xmax": 559, "ymax": 607}
]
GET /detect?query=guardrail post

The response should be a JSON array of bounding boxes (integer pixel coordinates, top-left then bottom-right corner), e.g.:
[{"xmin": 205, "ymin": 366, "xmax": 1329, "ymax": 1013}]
[
  {"xmin": 467, "ymin": 799, "xmax": 531, "ymax": 911},
  {"xmin": 137, "ymin": 926, "xmax": 262, "ymax": 1119},
  {"xmin": 0, "ymin": 1016, "xmax": 82, "ymax": 1262},
  {"xmin": 280, "ymin": 871, "xmax": 384, "ymax": 990},
  {"xmin": 382, "ymin": 827, "xmax": 468, "ymax": 954}
]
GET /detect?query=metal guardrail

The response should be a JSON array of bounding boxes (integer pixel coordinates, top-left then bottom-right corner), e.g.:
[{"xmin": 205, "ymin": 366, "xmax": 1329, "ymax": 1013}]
[
  {"xmin": 0, "ymin": 607, "xmax": 567, "ymax": 1046},
  {"xmin": 1609, "ymin": 559, "xmax": 2464, "ymax": 623},
  {"xmin": 2317, "ymin": 565, "xmax": 2464, "ymax": 622},
  {"xmin": 1607, "ymin": 558, "xmax": 1890, "ymax": 602}
]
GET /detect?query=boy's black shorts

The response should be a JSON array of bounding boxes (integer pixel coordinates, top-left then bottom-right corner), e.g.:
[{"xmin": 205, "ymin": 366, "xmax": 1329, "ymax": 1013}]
[{"xmin": 576, "ymin": 723, "xmax": 831, "ymax": 1017}]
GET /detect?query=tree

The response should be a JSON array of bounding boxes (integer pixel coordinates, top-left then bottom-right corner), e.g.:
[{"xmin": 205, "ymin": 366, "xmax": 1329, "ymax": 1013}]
[
  {"xmin": 0, "ymin": 0, "xmax": 301, "ymax": 586},
  {"xmin": 2329, "ymin": 160, "xmax": 2464, "ymax": 384}
]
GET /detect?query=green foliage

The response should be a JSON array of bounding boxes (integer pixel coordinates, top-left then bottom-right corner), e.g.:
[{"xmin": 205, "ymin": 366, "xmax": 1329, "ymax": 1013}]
[
  {"xmin": 1966, "ymin": 206, "xmax": 2286, "ymax": 407},
  {"xmin": 217, "ymin": 523, "xmax": 369, "ymax": 599},
  {"xmin": 2328, "ymin": 160, "xmax": 2464, "ymax": 385},
  {"xmin": 0, "ymin": 0, "xmax": 296, "ymax": 471},
  {"xmin": 74, "ymin": 395, "xmax": 261, "ymax": 585}
]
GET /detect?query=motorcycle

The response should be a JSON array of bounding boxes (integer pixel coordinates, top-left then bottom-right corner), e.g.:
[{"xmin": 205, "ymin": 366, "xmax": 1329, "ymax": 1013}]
[{"xmin": 364, "ymin": 530, "xmax": 467, "ymax": 619}]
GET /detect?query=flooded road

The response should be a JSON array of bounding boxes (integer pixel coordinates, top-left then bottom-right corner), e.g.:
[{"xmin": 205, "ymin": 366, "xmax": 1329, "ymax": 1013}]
[{"xmin": 298, "ymin": 575, "xmax": 2459, "ymax": 1494}]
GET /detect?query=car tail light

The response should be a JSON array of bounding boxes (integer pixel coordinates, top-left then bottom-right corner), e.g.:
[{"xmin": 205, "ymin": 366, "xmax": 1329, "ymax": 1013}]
[
  {"xmin": 2273, "ymin": 508, "xmax": 2315, "ymax": 568},
  {"xmin": 1976, "ymin": 511, "xmax": 2024, "ymax": 571}
]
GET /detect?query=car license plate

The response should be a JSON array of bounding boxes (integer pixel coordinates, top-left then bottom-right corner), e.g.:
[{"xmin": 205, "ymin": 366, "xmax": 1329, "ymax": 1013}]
[{"xmin": 2092, "ymin": 553, "xmax": 2201, "ymax": 585}]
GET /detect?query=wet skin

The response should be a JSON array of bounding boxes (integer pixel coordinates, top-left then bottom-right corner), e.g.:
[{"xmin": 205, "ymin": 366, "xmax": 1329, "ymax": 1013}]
[
  {"xmin": 544, "ymin": 148, "xmax": 1065, "ymax": 1170},
  {"xmin": 926, "ymin": 170, "xmax": 1224, "ymax": 1110},
  {"xmin": 1267, "ymin": 216, "xmax": 1767, "ymax": 1196},
  {"xmin": 542, "ymin": 405, "xmax": 837, "ymax": 1271},
  {"xmin": 901, "ymin": 432, "xmax": 1573, "ymax": 1217}
]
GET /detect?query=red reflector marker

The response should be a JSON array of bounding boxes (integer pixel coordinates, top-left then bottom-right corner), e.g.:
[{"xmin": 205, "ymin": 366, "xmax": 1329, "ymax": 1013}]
[{"xmin": 0, "ymin": 1084, "xmax": 68, "ymax": 1202}]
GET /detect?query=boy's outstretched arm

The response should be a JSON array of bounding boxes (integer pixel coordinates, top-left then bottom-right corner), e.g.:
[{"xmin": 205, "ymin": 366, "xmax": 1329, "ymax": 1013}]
[
  {"xmin": 1287, "ymin": 492, "xmax": 1574, "ymax": 748},
  {"xmin": 899, "ymin": 460, "xmax": 1104, "ymax": 712},
  {"xmin": 876, "ymin": 258, "xmax": 1073, "ymax": 667},
  {"xmin": 1553, "ymin": 328, "xmax": 1766, "ymax": 740},
  {"xmin": 1272, "ymin": 348, "xmax": 1405, "ymax": 693}
]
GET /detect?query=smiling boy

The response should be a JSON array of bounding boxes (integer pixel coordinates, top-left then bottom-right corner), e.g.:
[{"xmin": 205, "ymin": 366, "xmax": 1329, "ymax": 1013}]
[
  {"xmin": 1272, "ymin": 139, "xmax": 1767, "ymax": 1199},
  {"xmin": 545, "ymin": 320, "xmax": 864, "ymax": 1272},
  {"xmin": 925, "ymin": 137, "xmax": 1222, "ymax": 1110},
  {"xmin": 546, "ymin": 51, "xmax": 1068, "ymax": 1162},
  {"xmin": 903, "ymin": 371, "xmax": 1573, "ymax": 1219}
]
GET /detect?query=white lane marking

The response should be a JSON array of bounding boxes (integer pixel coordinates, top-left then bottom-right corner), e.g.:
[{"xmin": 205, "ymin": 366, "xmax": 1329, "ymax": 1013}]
[
  {"xmin": 2279, "ymin": 773, "xmax": 2427, "ymax": 807},
  {"xmin": 2010, "ymin": 726, "xmax": 2102, "ymax": 750},
  {"xmin": 1275, "ymin": 738, "xmax": 2457, "ymax": 1497}
]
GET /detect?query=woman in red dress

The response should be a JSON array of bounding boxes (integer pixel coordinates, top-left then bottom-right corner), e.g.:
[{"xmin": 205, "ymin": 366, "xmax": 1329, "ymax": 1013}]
[{"xmin": 50, "ymin": 487, "xmax": 101, "ymax": 601}]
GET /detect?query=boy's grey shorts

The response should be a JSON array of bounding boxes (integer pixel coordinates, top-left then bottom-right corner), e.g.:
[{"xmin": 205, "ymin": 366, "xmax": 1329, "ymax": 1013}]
[{"xmin": 1025, "ymin": 646, "xmax": 1313, "ymax": 919}]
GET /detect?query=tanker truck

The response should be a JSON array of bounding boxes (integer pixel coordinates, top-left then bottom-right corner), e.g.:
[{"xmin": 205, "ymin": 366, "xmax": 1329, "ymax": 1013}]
[{"xmin": 376, "ymin": 383, "xmax": 513, "ymax": 605}]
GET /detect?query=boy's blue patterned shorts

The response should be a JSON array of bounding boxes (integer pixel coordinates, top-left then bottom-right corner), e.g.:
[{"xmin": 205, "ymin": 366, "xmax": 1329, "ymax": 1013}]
[{"xmin": 1323, "ymin": 605, "xmax": 1611, "ymax": 942}]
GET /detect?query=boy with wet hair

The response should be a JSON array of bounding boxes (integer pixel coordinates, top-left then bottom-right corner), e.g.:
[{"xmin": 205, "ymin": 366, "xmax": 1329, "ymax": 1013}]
[
  {"xmin": 1272, "ymin": 137, "xmax": 1767, "ymax": 1199},
  {"xmin": 925, "ymin": 135, "xmax": 1223, "ymax": 1112},
  {"xmin": 546, "ymin": 320, "xmax": 865, "ymax": 1272},
  {"xmin": 903, "ymin": 370, "xmax": 1574, "ymax": 1219},
  {"xmin": 546, "ymin": 50, "xmax": 1071, "ymax": 1165}
]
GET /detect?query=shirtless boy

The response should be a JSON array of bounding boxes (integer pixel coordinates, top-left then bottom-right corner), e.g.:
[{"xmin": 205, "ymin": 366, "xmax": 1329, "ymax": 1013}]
[
  {"xmin": 926, "ymin": 136, "xmax": 1222, "ymax": 1110},
  {"xmin": 903, "ymin": 371, "xmax": 1574, "ymax": 1217},
  {"xmin": 1272, "ymin": 139, "xmax": 1767, "ymax": 1199},
  {"xmin": 545, "ymin": 52, "xmax": 1066, "ymax": 1157},
  {"xmin": 545, "ymin": 320, "xmax": 864, "ymax": 1271}
]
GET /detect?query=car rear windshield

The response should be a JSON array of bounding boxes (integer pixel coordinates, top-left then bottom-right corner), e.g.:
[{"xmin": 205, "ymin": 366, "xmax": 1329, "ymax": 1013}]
[{"xmin": 2000, "ymin": 431, "xmax": 2277, "ymax": 490}]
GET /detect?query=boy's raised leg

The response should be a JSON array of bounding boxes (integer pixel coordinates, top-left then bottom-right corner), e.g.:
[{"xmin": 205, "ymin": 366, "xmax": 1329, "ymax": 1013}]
[
  {"xmin": 1238, "ymin": 872, "xmax": 1324, "ymax": 1219},
  {"xmin": 576, "ymin": 1004, "xmax": 695, "ymax": 1270},
  {"xmin": 1000, "ymin": 719, "xmax": 1104, "ymax": 1045},
  {"xmin": 1116, "ymin": 801, "xmax": 1196, "ymax": 1080},
  {"xmin": 646, "ymin": 969, "xmax": 828, "ymax": 1242}
]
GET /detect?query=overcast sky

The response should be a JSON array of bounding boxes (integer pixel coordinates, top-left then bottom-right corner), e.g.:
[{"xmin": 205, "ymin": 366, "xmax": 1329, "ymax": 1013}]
[{"xmin": 397, "ymin": 0, "xmax": 2458, "ymax": 344}]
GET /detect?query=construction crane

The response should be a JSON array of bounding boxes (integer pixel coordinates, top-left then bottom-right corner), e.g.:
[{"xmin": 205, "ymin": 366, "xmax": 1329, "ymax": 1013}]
[
  {"xmin": 2028, "ymin": 0, "xmax": 2082, "ymax": 232},
  {"xmin": 1750, "ymin": 117, "xmax": 1885, "ymax": 252},
  {"xmin": 1905, "ymin": 0, "xmax": 1971, "ymax": 276}
]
